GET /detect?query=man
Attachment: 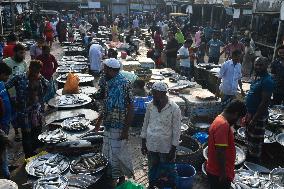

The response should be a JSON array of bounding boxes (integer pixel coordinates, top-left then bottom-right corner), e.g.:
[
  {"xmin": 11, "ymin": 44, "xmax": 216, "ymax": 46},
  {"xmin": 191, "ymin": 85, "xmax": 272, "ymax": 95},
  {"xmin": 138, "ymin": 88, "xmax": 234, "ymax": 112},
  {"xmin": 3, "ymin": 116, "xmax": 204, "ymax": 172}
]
[
  {"xmin": 216, "ymin": 50, "xmax": 244, "ymax": 107},
  {"xmin": 126, "ymin": 29, "xmax": 140, "ymax": 55},
  {"xmin": 79, "ymin": 21, "xmax": 88, "ymax": 43},
  {"xmin": 3, "ymin": 33, "xmax": 17, "ymax": 59},
  {"xmin": 271, "ymin": 45, "xmax": 284, "ymax": 105},
  {"xmin": 132, "ymin": 17, "xmax": 139, "ymax": 30},
  {"xmin": 94, "ymin": 58, "xmax": 133, "ymax": 187},
  {"xmin": 141, "ymin": 81, "xmax": 181, "ymax": 189},
  {"xmin": 36, "ymin": 45, "xmax": 58, "ymax": 102},
  {"xmin": 6, "ymin": 60, "xmax": 48, "ymax": 158},
  {"xmin": 207, "ymin": 33, "xmax": 225, "ymax": 65},
  {"xmin": 178, "ymin": 39, "xmax": 193, "ymax": 80},
  {"xmin": 206, "ymin": 100, "xmax": 247, "ymax": 189},
  {"xmin": 3, "ymin": 43, "xmax": 27, "ymax": 141},
  {"xmin": 89, "ymin": 43, "xmax": 104, "ymax": 77},
  {"xmin": 0, "ymin": 63, "xmax": 12, "ymax": 179},
  {"xmin": 30, "ymin": 37, "xmax": 45, "ymax": 60},
  {"xmin": 244, "ymin": 57, "xmax": 274, "ymax": 163},
  {"xmin": 222, "ymin": 36, "xmax": 245, "ymax": 60},
  {"xmin": 204, "ymin": 22, "xmax": 213, "ymax": 42},
  {"xmin": 164, "ymin": 31, "xmax": 179, "ymax": 70},
  {"xmin": 195, "ymin": 27, "xmax": 203, "ymax": 47},
  {"xmin": 161, "ymin": 21, "xmax": 169, "ymax": 39},
  {"xmin": 175, "ymin": 29, "xmax": 185, "ymax": 47}
]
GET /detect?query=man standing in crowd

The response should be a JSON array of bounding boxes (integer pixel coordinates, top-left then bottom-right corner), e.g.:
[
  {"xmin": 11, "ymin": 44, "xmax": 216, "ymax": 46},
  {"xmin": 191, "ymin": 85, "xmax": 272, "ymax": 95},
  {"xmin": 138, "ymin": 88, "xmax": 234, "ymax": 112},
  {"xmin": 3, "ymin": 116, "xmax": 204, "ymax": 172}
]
[
  {"xmin": 195, "ymin": 27, "xmax": 203, "ymax": 47},
  {"xmin": 204, "ymin": 22, "xmax": 213, "ymax": 42},
  {"xmin": 3, "ymin": 43, "xmax": 28, "ymax": 142},
  {"xmin": 94, "ymin": 58, "xmax": 133, "ymax": 187},
  {"xmin": 223, "ymin": 36, "xmax": 245, "ymax": 60},
  {"xmin": 271, "ymin": 45, "xmax": 284, "ymax": 105},
  {"xmin": 207, "ymin": 33, "xmax": 224, "ymax": 65},
  {"xmin": 244, "ymin": 57, "xmax": 274, "ymax": 163},
  {"xmin": 216, "ymin": 50, "xmax": 244, "ymax": 107},
  {"xmin": 30, "ymin": 37, "xmax": 44, "ymax": 60},
  {"xmin": 178, "ymin": 39, "xmax": 193, "ymax": 80},
  {"xmin": 141, "ymin": 81, "xmax": 181, "ymax": 189},
  {"xmin": 164, "ymin": 31, "xmax": 179, "ymax": 70},
  {"xmin": 0, "ymin": 63, "xmax": 12, "ymax": 179},
  {"xmin": 79, "ymin": 21, "xmax": 87, "ymax": 42},
  {"xmin": 6, "ymin": 60, "xmax": 48, "ymax": 158},
  {"xmin": 206, "ymin": 100, "xmax": 247, "ymax": 189},
  {"xmin": 89, "ymin": 43, "xmax": 104, "ymax": 77},
  {"xmin": 3, "ymin": 33, "xmax": 17, "ymax": 59}
]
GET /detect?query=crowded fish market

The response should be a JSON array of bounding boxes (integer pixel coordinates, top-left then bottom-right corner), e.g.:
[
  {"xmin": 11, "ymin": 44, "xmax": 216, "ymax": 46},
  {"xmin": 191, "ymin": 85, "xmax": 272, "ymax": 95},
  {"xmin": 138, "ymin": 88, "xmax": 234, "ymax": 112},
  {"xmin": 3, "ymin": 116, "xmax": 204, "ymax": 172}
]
[{"xmin": 0, "ymin": 0, "xmax": 283, "ymax": 188}]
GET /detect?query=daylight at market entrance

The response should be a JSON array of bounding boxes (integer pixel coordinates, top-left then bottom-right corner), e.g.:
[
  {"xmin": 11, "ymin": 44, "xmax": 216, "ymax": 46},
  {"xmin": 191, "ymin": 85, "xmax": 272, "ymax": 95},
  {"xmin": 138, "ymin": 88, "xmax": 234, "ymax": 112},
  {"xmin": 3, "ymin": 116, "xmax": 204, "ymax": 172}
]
[{"xmin": 0, "ymin": 0, "xmax": 283, "ymax": 188}]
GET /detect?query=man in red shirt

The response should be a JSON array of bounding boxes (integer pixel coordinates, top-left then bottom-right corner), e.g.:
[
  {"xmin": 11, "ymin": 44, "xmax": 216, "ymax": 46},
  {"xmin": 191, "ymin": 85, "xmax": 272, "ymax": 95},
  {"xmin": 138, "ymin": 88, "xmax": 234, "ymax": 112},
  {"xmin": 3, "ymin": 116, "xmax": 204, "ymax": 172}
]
[
  {"xmin": 3, "ymin": 33, "xmax": 17, "ymax": 59},
  {"xmin": 206, "ymin": 100, "xmax": 246, "ymax": 189},
  {"xmin": 36, "ymin": 45, "xmax": 58, "ymax": 81}
]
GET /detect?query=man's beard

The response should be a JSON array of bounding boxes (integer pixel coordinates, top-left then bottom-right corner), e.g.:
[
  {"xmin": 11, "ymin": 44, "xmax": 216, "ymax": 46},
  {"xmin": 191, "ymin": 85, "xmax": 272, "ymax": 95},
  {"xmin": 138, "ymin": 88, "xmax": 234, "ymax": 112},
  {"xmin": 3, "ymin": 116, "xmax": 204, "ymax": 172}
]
[{"xmin": 153, "ymin": 99, "xmax": 161, "ymax": 107}]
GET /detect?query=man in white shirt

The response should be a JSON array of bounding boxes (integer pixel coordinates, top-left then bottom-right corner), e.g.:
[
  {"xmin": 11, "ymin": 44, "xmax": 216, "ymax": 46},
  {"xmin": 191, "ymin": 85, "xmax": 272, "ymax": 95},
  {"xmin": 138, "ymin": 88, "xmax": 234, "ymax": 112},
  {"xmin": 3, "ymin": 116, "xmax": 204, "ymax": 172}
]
[
  {"xmin": 178, "ymin": 39, "xmax": 193, "ymax": 80},
  {"xmin": 216, "ymin": 50, "xmax": 244, "ymax": 107},
  {"xmin": 133, "ymin": 17, "xmax": 139, "ymax": 29},
  {"xmin": 161, "ymin": 21, "xmax": 169, "ymax": 39},
  {"xmin": 141, "ymin": 81, "xmax": 181, "ymax": 188},
  {"xmin": 89, "ymin": 43, "xmax": 104, "ymax": 77}
]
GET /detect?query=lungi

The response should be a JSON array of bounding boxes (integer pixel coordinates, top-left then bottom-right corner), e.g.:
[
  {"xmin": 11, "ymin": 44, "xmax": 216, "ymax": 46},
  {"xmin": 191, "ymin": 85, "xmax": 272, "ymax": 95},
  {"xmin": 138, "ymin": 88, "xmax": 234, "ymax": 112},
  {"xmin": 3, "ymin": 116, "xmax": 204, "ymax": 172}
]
[
  {"xmin": 245, "ymin": 119, "xmax": 266, "ymax": 160},
  {"xmin": 103, "ymin": 128, "xmax": 124, "ymax": 179}
]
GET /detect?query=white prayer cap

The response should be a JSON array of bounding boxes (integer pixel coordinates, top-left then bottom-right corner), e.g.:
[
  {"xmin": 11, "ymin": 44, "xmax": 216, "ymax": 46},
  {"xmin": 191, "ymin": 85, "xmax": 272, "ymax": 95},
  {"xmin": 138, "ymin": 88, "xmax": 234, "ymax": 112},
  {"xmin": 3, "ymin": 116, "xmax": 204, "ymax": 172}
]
[
  {"xmin": 152, "ymin": 81, "xmax": 168, "ymax": 92},
  {"xmin": 104, "ymin": 58, "xmax": 120, "ymax": 69}
]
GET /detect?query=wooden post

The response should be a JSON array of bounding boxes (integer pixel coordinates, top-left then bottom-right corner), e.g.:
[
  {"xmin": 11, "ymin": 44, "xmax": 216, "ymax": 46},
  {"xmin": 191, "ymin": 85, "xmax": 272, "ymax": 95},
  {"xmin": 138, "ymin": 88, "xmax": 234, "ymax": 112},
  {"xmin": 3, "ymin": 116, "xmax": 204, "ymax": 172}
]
[
  {"xmin": 210, "ymin": 5, "xmax": 214, "ymax": 26},
  {"xmin": 201, "ymin": 5, "xmax": 204, "ymax": 25},
  {"xmin": 11, "ymin": 2, "xmax": 16, "ymax": 32}
]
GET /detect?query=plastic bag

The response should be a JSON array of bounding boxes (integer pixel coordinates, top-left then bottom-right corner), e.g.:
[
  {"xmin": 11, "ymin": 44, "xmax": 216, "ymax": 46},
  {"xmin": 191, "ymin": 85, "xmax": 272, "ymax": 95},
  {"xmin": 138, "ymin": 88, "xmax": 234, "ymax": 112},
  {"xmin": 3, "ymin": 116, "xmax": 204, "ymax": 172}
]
[
  {"xmin": 115, "ymin": 180, "xmax": 145, "ymax": 189},
  {"xmin": 116, "ymin": 140, "xmax": 134, "ymax": 178},
  {"xmin": 63, "ymin": 73, "xmax": 80, "ymax": 94}
]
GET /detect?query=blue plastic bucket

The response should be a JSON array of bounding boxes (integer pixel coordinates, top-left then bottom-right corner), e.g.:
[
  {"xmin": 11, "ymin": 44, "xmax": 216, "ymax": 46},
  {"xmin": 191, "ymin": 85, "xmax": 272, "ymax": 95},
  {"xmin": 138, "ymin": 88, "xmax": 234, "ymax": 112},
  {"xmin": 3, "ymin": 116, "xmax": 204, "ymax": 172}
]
[
  {"xmin": 176, "ymin": 164, "xmax": 196, "ymax": 189},
  {"xmin": 192, "ymin": 132, "xmax": 209, "ymax": 144}
]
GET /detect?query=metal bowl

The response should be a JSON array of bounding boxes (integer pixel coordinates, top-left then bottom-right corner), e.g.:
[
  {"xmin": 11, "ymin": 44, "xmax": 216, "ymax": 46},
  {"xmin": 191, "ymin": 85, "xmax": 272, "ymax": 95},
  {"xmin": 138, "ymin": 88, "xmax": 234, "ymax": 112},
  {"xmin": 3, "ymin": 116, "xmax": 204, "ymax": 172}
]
[
  {"xmin": 33, "ymin": 175, "xmax": 68, "ymax": 189},
  {"xmin": 276, "ymin": 133, "xmax": 284, "ymax": 146},
  {"xmin": 237, "ymin": 127, "xmax": 276, "ymax": 143},
  {"xmin": 203, "ymin": 145, "xmax": 246, "ymax": 166}
]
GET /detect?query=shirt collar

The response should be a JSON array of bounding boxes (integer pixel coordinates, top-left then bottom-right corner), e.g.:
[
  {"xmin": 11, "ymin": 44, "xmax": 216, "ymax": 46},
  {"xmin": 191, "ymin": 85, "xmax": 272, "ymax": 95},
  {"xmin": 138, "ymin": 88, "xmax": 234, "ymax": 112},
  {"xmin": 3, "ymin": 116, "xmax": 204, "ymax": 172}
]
[{"xmin": 228, "ymin": 60, "xmax": 239, "ymax": 66}]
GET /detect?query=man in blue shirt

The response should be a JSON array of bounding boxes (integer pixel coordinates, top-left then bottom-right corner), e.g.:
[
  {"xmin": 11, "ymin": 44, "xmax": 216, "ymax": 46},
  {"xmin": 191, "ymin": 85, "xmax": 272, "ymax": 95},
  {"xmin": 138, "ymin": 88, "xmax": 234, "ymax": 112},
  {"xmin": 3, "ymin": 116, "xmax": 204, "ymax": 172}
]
[
  {"xmin": 207, "ymin": 33, "xmax": 225, "ymax": 65},
  {"xmin": 204, "ymin": 22, "xmax": 213, "ymax": 42},
  {"xmin": 0, "ymin": 63, "xmax": 12, "ymax": 179},
  {"xmin": 243, "ymin": 57, "xmax": 274, "ymax": 163}
]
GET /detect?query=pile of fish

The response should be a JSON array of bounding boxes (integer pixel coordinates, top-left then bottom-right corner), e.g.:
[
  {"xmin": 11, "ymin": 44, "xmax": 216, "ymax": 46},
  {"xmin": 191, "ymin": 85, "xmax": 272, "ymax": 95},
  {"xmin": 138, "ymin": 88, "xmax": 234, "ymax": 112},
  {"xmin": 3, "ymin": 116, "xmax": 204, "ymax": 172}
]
[
  {"xmin": 67, "ymin": 174, "xmax": 99, "ymax": 189},
  {"xmin": 232, "ymin": 169, "xmax": 284, "ymax": 189},
  {"xmin": 70, "ymin": 153, "xmax": 107, "ymax": 174},
  {"xmin": 269, "ymin": 106, "xmax": 284, "ymax": 125},
  {"xmin": 79, "ymin": 131, "xmax": 104, "ymax": 142},
  {"xmin": 26, "ymin": 153, "xmax": 69, "ymax": 177},
  {"xmin": 57, "ymin": 95, "xmax": 87, "ymax": 106},
  {"xmin": 38, "ymin": 129, "xmax": 67, "ymax": 144},
  {"xmin": 33, "ymin": 175, "xmax": 68, "ymax": 189},
  {"xmin": 61, "ymin": 117, "xmax": 90, "ymax": 131}
]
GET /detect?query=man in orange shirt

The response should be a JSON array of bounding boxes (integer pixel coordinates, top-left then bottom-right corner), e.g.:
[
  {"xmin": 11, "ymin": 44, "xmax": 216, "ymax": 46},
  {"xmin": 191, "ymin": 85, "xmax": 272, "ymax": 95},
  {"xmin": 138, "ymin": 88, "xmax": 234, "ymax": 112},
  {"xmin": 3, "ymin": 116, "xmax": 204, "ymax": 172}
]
[{"xmin": 206, "ymin": 100, "xmax": 246, "ymax": 189}]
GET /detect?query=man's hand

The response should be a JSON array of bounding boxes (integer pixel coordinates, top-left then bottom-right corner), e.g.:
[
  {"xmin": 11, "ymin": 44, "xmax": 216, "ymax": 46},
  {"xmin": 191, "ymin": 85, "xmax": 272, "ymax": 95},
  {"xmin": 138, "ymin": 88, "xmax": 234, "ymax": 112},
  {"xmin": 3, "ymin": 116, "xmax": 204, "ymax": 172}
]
[
  {"xmin": 120, "ymin": 127, "xmax": 129, "ymax": 140},
  {"xmin": 169, "ymin": 146, "xmax": 176, "ymax": 161},
  {"xmin": 141, "ymin": 139, "xmax": 148, "ymax": 156}
]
